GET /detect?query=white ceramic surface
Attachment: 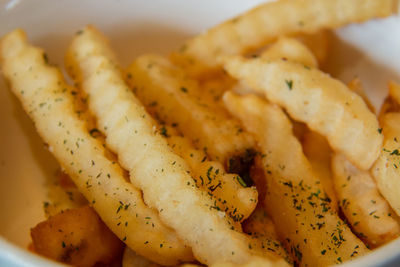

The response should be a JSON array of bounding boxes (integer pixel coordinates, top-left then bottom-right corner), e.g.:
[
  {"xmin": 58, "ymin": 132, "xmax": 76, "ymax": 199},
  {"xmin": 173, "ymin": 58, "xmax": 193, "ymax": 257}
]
[{"xmin": 0, "ymin": 0, "xmax": 399, "ymax": 266}]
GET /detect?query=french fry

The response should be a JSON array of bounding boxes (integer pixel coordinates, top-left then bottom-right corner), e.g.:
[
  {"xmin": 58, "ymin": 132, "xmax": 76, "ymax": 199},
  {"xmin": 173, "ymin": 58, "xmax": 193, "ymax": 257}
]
[
  {"xmin": 171, "ymin": 0, "xmax": 397, "ymax": 77},
  {"xmin": 31, "ymin": 206, "xmax": 124, "ymax": 267},
  {"xmin": 223, "ymin": 91, "xmax": 368, "ymax": 266},
  {"xmin": 197, "ymin": 72, "xmax": 236, "ymax": 105},
  {"xmin": 243, "ymin": 205, "xmax": 292, "ymax": 264},
  {"xmin": 123, "ymin": 247, "xmax": 160, "ymax": 267},
  {"xmin": 331, "ymin": 154, "xmax": 400, "ymax": 247},
  {"xmin": 302, "ymin": 130, "xmax": 338, "ymax": 211},
  {"xmin": 0, "ymin": 29, "xmax": 193, "ymax": 266},
  {"xmin": 296, "ymin": 30, "xmax": 331, "ymax": 67},
  {"xmin": 66, "ymin": 26, "xmax": 288, "ymax": 266},
  {"xmin": 379, "ymin": 81, "xmax": 400, "ymax": 121},
  {"xmin": 347, "ymin": 78, "xmax": 375, "ymax": 113},
  {"xmin": 260, "ymin": 37, "xmax": 318, "ymax": 68},
  {"xmin": 165, "ymin": 130, "xmax": 258, "ymax": 223},
  {"xmin": 223, "ymin": 56, "xmax": 383, "ymax": 170},
  {"xmin": 125, "ymin": 54, "xmax": 256, "ymax": 169},
  {"xmin": 372, "ymin": 82, "xmax": 400, "ymax": 217}
]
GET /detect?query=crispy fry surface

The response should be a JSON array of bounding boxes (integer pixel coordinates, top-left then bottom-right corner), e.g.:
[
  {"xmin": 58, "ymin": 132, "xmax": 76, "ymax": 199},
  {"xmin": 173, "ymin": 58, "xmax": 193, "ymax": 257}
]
[
  {"xmin": 0, "ymin": 29, "xmax": 192, "ymax": 266},
  {"xmin": 122, "ymin": 247, "xmax": 160, "ymax": 267},
  {"xmin": 302, "ymin": 130, "xmax": 338, "ymax": 211},
  {"xmin": 31, "ymin": 206, "xmax": 124, "ymax": 267},
  {"xmin": 332, "ymin": 154, "xmax": 400, "ymax": 247},
  {"xmin": 172, "ymin": 0, "xmax": 397, "ymax": 76},
  {"xmin": 223, "ymin": 91, "xmax": 369, "ymax": 266},
  {"xmin": 66, "ymin": 26, "xmax": 288, "ymax": 266},
  {"xmin": 165, "ymin": 133, "xmax": 258, "ymax": 223},
  {"xmin": 260, "ymin": 37, "xmax": 318, "ymax": 68},
  {"xmin": 224, "ymin": 56, "xmax": 382, "ymax": 170},
  {"xmin": 372, "ymin": 82, "xmax": 400, "ymax": 217},
  {"xmin": 372, "ymin": 114, "xmax": 400, "ymax": 217},
  {"xmin": 125, "ymin": 54, "xmax": 255, "ymax": 166}
]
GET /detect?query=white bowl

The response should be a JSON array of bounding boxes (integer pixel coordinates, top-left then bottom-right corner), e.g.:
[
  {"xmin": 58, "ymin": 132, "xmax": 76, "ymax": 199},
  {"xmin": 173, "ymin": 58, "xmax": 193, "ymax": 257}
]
[{"xmin": 0, "ymin": 0, "xmax": 399, "ymax": 266}]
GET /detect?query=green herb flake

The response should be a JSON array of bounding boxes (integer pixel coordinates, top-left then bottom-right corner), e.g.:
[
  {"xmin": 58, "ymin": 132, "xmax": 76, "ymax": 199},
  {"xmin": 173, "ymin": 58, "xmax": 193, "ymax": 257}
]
[
  {"xmin": 236, "ymin": 176, "xmax": 247, "ymax": 187},
  {"xmin": 160, "ymin": 126, "xmax": 168, "ymax": 137},
  {"xmin": 285, "ymin": 79, "xmax": 293, "ymax": 90}
]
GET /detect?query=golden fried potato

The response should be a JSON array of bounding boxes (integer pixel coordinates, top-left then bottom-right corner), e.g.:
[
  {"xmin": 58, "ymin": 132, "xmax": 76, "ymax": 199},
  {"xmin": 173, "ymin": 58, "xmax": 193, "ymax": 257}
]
[
  {"xmin": 223, "ymin": 56, "xmax": 382, "ymax": 170},
  {"xmin": 228, "ymin": 36, "xmax": 318, "ymax": 111},
  {"xmin": 243, "ymin": 205, "xmax": 292, "ymax": 264},
  {"xmin": 379, "ymin": 81, "xmax": 400, "ymax": 120},
  {"xmin": 296, "ymin": 30, "xmax": 331, "ymax": 67},
  {"xmin": 165, "ymin": 132, "xmax": 258, "ymax": 223},
  {"xmin": 302, "ymin": 130, "xmax": 338, "ymax": 211},
  {"xmin": 372, "ymin": 82, "xmax": 400, "ymax": 217},
  {"xmin": 0, "ymin": 29, "xmax": 192, "ymax": 266},
  {"xmin": 347, "ymin": 78, "xmax": 375, "ymax": 113},
  {"xmin": 372, "ymin": 83, "xmax": 400, "ymax": 217},
  {"xmin": 31, "ymin": 206, "xmax": 124, "ymax": 267},
  {"xmin": 223, "ymin": 91, "xmax": 368, "ymax": 266},
  {"xmin": 332, "ymin": 154, "xmax": 400, "ymax": 247},
  {"xmin": 123, "ymin": 247, "xmax": 160, "ymax": 267},
  {"xmin": 372, "ymin": 112, "xmax": 400, "ymax": 216},
  {"xmin": 171, "ymin": 0, "xmax": 396, "ymax": 77},
  {"xmin": 260, "ymin": 37, "xmax": 318, "ymax": 68},
  {"xmin": 125, "ymin": 54, "xmax": 256, "ymax": 168},
  {"xmin": 65, "ymin": 26, "xmax": 288, "ymax": 266}
]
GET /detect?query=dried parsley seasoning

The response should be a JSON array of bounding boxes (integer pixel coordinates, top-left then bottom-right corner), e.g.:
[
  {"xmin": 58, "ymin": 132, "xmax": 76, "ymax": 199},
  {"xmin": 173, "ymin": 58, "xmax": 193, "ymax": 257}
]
[
  {"xmin": 160, "ymin": 126, "xmax": 168, "ymax": 137},
  {"xmin": 285, "ymin": 79, "xmax": 293, "ymax": 90}
]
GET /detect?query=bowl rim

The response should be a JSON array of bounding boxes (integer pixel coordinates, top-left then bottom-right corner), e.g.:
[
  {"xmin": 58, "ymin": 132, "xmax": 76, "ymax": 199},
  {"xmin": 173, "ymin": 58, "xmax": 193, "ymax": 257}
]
[{"xmin": 1, "ymin": 234, "xmax": 400, "ymax": 266}]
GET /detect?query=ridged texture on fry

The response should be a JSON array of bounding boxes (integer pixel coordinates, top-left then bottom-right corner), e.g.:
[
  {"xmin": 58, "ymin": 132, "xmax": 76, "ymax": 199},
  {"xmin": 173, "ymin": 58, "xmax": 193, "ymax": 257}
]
[
  {"xmin": 347, "ymin": 78, "xmax": 375, "ymax": 113},
  {"xmin": 165, "ymin": 132, "xmax": 258, "ymax": 223},
  {"xmin": 224, "ymin": 56, "xmax": 382, "ymax": 170},
  {"xmin": 122, "ymin": 247, "xmax": 160, "ymax": 267},
  {"xmin": 172, "ymin": 0, "xmax": 397, "ymax": 76},
  {"xmin": 260, "ymin": 37, "xmax": 318, "ymax": 68},
  {"xmin": 223, "ymin": 91, "xmax": 369, "ymax": 266},
  {"xmin": 372, "ymin": 112, "xmax": 400, "ymax": 217},
  {"xmin": 332, "ymin": 154, "xmax": 400, "ymax": 247},
  {"xmin": 125, "ymin": 54, "xmax": 255, "ymax": 166},
  {"xmin": 302, "ymin": 130, "xmax": 338, "ymax": 212},
  {"xmin": 0, "ymin": 29, "xmax": 193, "ymax": 266},
  {"xmin": 65, "ymin": 26, "xmax": 288, "ymax": 266},
  {"xmin": 242, "ymin": 205, "xmax": 292, "ymax": 264}
]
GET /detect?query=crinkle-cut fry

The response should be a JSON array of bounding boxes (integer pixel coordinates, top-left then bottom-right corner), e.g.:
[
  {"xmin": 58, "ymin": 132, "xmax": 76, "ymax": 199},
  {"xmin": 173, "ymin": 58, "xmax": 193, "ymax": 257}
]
[
  {"xmin": 260, "ymin": 37, "xmax": 318, "ymax": 68},
  {"xmin": 296, "ymin": 30, "xmax": 331, "ymax": 67},
  {"xmin": 223, "ymin": 91, "xmax": 369, "ymax": 266},
  {"xmin": 332, "ymin": 154, "xmax": 400, "ymax": 247},
  {"xmin": 0, "ymin": 29, "xmax": 193, "ymax": 266},
  {"xmin": 243, "ymin": 205, "xmax": 292, "ymax": 264},
  {"xmin": 66, "ymin": 26, "xmax": 288, "ymax": 266},
  {"xmin": 372, "ymin": 82, "xmax": 400, "ymax": 217},
  {"xmin": 302, "ymin": 130, "xmax": 338, "ymax": 212},
  {"xmin": 234, "ymin": 36, "xmax": 318, "ymax": 98},
  {"xmin": 122, "ymin": 247, "xmax": 160, "ymax": 267},
  {"xmin": 379, "ymin": 81, "xmax": 400, "ymax": 121},
  {"xmin": 31, "ymin": 206, "xmax": 124, "ymax": 267},
  {"xmin": 372, "ymin": 112, "xmax": 400, "ymax": 217},
  {"xmin": 171, "ymin": 0, "xmax": 397, "ymax": 77},
  {"xmin": 125, "ymin": 54, "xmax": 256, "ymax": 166},
  {"xmin": 197, "ymin": 72, "xmax": 236, "ymax": 105},
  {"xmin": 165, "ymin": 133, "xmax": 258, "ymax": 223},
  {"xmin": 347, "ymin": 78, "xmax": 375, "ymax": 113},
  {"xmin": 224, "ymin": 56, "xmax": 382, "ymax": 170}
]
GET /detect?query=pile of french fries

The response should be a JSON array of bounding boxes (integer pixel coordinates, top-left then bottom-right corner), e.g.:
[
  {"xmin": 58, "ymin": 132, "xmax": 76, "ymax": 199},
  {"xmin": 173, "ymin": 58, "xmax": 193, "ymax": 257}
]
[{"xmin": 1, "ymin": 0, "xmax": 400, "ymax": 266}]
